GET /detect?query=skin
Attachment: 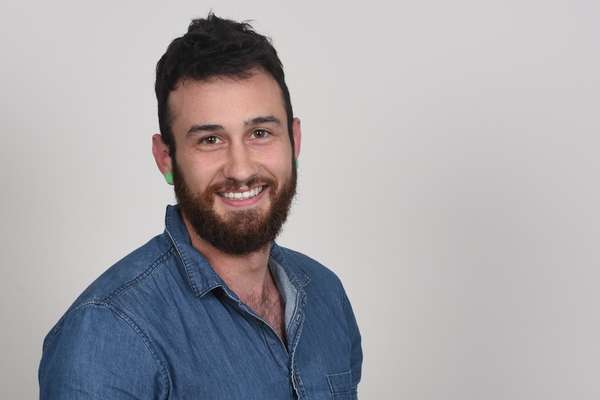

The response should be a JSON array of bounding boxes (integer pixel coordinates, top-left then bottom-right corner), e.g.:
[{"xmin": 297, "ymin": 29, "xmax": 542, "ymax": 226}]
[{"xmin": 152, "ymin": 69, "xmax": 301, "ymax": 341}]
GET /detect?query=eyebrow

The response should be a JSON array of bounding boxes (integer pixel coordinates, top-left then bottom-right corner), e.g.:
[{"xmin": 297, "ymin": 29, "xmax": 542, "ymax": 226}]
[
  {"xmin": 186, "ymin": 115, "xmax": 282, "ymax": 135},
  {"xmin": 246, "ymin": 115, "xmax": 281, "ymax": 126}
]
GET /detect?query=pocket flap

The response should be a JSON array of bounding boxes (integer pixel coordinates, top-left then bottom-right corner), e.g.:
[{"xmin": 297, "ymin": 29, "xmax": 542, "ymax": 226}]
[{"xmin": 326, "ymin": 370, "xmax": 353, "ymax": 395}]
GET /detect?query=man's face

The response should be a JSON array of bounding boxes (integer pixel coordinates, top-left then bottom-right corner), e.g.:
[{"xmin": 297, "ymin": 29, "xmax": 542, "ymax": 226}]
[{"xmin": 166, "ymin": 70, "xmax": 300, "ymax": 255}]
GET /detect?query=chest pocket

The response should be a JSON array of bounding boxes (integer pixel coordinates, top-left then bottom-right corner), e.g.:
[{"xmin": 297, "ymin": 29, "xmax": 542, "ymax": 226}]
[{"xmin": 326, "ymin": 370, "xmax": 358, "ymax": 400}]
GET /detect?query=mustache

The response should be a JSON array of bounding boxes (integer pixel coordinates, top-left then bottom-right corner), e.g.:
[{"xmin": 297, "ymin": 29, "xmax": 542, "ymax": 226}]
[{"xmin": 209, "ymin": 176, "xmax": 276, "ymax": 193}]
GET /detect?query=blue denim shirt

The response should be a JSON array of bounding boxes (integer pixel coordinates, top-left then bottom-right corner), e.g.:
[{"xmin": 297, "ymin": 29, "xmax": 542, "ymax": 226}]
[{"xmin": 39, "ymin": 205, "xmax": 362, "ymax": 399}]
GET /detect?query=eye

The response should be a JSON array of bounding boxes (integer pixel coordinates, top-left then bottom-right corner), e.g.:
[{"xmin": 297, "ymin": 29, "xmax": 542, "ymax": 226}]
[
  {"xmin": 251, "ymin": 129, "xmax": 271, "ymax": 139},
  {"xmin": 199, "ymin": 135, "xmax": 223, "ymax": 145}
]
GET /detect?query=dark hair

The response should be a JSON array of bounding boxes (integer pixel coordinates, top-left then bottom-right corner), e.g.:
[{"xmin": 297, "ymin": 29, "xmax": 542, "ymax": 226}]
[{"xmin": 155, "ymin": 12, "xmax": 294, "ymax": 159}]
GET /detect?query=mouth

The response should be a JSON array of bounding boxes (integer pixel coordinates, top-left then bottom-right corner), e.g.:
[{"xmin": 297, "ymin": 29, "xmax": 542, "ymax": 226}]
[{"xmin": 216, "ymin": 185, "xmax": 269, "ymax": 207}]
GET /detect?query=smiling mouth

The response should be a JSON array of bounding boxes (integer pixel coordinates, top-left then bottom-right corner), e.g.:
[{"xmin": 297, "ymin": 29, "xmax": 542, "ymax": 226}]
[{"xmin": 217, "ymin": 185, "xmax": 267, "ymax": 201}]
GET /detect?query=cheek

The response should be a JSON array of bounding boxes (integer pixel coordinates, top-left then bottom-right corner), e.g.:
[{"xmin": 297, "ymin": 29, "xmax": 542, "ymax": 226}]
[
  {"xmin": 262, "ymin": 143, "xmax": 293, "ymax": 173},
  {"xmin": 178, "ymin": 155, "xmax": 218, "ymax": 192},
  {"xmin": 261, "ymin": 156, "xmax": 292, "ymax": 183},
  {"xmin": 192, "ymin": 168, "xmax": 219, "ymax": 192}
]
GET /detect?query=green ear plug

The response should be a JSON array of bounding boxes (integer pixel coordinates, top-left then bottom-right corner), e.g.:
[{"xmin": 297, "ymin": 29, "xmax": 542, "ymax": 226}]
[{"xmin": 164, "ymin": 171, "xmax": 174, "ymax": 185}]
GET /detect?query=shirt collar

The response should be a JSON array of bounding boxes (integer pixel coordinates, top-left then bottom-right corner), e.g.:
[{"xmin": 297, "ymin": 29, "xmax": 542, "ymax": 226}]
[{"xmin": 163, "ymin": 204, "xmax": 309, "ymax": 298}]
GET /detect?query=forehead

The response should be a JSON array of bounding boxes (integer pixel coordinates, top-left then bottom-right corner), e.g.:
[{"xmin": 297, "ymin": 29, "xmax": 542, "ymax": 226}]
[{"xmin": 168, "ymin": 70, "xmax": 286, "ymax": 133}]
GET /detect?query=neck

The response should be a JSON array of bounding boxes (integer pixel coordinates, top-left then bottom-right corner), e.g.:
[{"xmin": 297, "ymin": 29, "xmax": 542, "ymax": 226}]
[{"xmin": 181, "ymin": 213, "xmax": 273, "ymax": 301}]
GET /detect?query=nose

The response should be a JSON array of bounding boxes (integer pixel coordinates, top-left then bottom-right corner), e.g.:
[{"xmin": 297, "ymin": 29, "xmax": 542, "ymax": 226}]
[{"xmin": 222, "ymin": 141, "xmax": 258, "ymax": 185}]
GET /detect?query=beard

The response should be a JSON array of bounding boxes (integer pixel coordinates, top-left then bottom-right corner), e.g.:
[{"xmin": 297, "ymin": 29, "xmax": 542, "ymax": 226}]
[{"xmin": 172, "ymin": 159, "xmax": 297, "ymax": 255}]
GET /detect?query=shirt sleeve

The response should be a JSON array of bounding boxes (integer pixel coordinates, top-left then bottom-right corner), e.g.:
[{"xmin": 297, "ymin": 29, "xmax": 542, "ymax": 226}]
[
  {"xmin": 340, "ymin": 283, "xmax": 363, "ymax": 388},
  {"xmin": 39, "ymin": 302, "xmax": 168, "ymax": 400}
]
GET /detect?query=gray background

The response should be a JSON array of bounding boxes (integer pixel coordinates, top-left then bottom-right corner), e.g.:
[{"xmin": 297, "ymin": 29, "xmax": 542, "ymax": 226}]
[{"xmin": 1, "ymin": 0, "xmax": 599, "ymax": 398}]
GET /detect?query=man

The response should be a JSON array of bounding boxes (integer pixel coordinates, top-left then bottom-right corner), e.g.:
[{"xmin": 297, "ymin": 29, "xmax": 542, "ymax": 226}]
[{"xmin": 39, "ymin": 12, "xmax": 362, "ymax": 399}]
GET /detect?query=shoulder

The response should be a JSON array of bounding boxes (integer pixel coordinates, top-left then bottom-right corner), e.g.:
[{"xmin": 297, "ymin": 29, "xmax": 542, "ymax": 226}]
[
  {"xmin": 40, "ymin": 234, "xmax": 175, "ymax": 395},
  {"xmin": 78, "ymin": 233, "xmax": 173, "ymax": 303},
  {"xmin": 39, "ymin": 301, "xmax": 169, "ymax": 398},
  {"xmin": 47, "ymin": 232, "xmax": 175, "ymax": 336}
]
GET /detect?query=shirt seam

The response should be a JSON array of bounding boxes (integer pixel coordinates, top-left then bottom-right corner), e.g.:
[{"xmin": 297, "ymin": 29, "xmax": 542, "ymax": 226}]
[
  {"xmin": 46, "ymin": 301, "xmax": 171, "ymax": 397},
  {"xmin": 164, "ymin": 228, "xmax": 201, "ymax": 295},
  {"xmin": 45, "ymin": 244, "xmax": 175, "ymax": 340},
  {"xmin": 102, "ymin": 245, "xmax": 176, "ymax": 302},
  {"xmin": 103, "ymin": 301, "xmax": 172, "ymax": 394},
  {"xmin": 44, "ymin": 245, "xmax": 176, "ymax": 395}
]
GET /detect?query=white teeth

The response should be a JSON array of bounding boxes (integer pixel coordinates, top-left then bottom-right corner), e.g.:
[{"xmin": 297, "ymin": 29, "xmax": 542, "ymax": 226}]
[{"xmin": 222, "ymin": 186, "xmax": 264, "ymax": 200}]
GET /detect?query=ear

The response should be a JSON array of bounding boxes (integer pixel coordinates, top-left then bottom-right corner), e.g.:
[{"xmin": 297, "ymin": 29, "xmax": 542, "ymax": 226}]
[
  {"xmin": 152, "ymin": 133, "xmax": 173, "ymax": 175},
  {"xmin": 291, "ymin": 117, "xmax": 302, "ymax": 160}
]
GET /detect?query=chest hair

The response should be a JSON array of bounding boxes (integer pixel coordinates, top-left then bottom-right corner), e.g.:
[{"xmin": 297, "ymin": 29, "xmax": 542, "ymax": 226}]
[{"xmin": 244, "ymin": 288, "xmax": 287, "ymax": 346}]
